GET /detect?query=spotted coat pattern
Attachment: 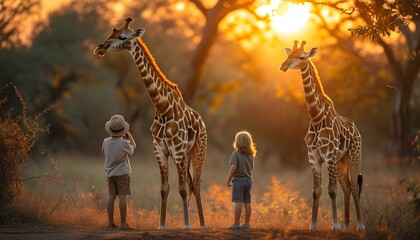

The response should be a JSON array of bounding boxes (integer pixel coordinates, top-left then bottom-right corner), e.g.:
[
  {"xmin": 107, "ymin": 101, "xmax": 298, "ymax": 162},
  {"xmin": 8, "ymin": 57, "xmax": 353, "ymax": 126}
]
[
  {"xmin": 94, "ymin": 18, "xmax": 207, "ymax": 230},
  {"xmin": 280, "ymin": 41, "xmax": 365, "ymax": 231}
]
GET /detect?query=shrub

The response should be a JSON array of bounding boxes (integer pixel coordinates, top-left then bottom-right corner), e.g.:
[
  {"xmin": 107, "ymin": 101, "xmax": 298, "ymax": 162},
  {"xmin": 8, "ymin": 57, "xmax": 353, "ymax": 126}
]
[{"xmin": 0, "ymin": 84, "xmax": 50, "ymax": 222}]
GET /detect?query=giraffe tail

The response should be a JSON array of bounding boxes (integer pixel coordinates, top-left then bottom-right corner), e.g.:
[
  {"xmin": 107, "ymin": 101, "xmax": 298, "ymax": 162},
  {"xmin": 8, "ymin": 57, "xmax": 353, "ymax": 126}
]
[
  {"xmin": 187, "ymin": 158, "xmax": 194, "ymax": 203},
  {"xmin": 357, "ymin": 173, "xmax": 363, "ymax": 199}
]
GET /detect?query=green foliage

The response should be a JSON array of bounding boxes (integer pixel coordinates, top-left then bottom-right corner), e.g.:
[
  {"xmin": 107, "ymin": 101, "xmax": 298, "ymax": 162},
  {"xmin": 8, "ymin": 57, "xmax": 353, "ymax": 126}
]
[
  {"xmin": 59, "ymin": 82, "xmax": 120, "ymax": 152},
  {"xmin": 348, "ymin": 0, "xmax": 420, "ymax": 41},
  {"xmin": 0, "ymin": 3, "xmax": 122, "ymax": 153},
  {"xmin": 406, "ymin": 179, "xmax": 420, "ymax": 213},
  {"xmin": 0, "ymin": 84, "xmax": 49, "ymax": 221}
]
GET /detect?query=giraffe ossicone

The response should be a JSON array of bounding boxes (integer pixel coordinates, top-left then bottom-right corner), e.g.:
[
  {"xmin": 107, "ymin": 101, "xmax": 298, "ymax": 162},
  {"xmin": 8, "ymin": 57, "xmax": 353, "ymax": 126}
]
[
  {"xmin": 94, "ymin": 17, "xmax": 208, "ymax": 230},
  {"xmin": 280, "ymin": 40, "xmax": 366, "ymax": 231}
]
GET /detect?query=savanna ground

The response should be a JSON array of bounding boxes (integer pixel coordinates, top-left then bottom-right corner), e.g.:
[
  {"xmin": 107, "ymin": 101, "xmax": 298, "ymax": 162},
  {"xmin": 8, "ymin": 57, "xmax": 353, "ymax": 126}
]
[{"xmin": 1, "ymin": 146, "xmax": 418, "ymax": 240}]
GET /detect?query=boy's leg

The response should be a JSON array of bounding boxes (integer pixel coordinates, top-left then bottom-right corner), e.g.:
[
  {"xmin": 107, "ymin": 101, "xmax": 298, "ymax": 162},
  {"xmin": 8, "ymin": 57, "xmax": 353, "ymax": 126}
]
[
  {"xmin": 107, "ymin": 195, "xmax": 117, "ymax": 225},
  {"xmin": 118, "ymin": 195, "xmax": 128, "ymax": 223},
  {"xmin": 118, "ymin": 195, "xmax": 135, "ymax": 230},
  {"xmin": 244, "ymin": 203, "xmax": 252, "ymax": 225},
  {"xmin": 234, "ymin": 203, "xmax": 242, "ymax": 225}
]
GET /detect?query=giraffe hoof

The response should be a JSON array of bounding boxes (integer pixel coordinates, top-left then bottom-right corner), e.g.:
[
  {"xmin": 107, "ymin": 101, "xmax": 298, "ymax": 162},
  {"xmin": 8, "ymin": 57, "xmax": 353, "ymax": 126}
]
[
  {"xmin": 158, "ymin": 225, "xmax": 166, "ymax": 230},
  {"xmin": 200, "ymin": 225, "xmax": 209, "ymax": 230},
  {"xmin": 331, "ymin": 223, "xmax": 341, "ymax": 231},
  {"xmin": 343, "ymin": 225, "xmax": 351, "ymax": 232},
  {"xmin": 310, "ymin": 223, "xmax": 317, "ymax": 231},
  {"xmin": 183, "ymin": 225, "xmax": 192, "ymax": 230},
  {"xmin": 356, "ymin": 224, "xmax": 366, "ymax": 231}
]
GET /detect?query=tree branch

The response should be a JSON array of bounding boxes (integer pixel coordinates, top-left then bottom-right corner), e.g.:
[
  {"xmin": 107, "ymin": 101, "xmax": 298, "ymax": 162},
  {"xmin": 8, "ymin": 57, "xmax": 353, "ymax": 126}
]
[{"xmin": 189, "ymin": 0, "xmax": 208, "ymax": 16}]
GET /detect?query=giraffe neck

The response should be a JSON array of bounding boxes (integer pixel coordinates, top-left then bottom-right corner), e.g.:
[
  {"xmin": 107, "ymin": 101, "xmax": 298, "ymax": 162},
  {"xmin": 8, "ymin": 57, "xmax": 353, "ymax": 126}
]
[
  {"xmin": 300, "ymin": 60, "xmax": 334, "ymax": 124},
  {"xmin": 129, "ymin": 38, "xmax": 183, "ymax": 116}
]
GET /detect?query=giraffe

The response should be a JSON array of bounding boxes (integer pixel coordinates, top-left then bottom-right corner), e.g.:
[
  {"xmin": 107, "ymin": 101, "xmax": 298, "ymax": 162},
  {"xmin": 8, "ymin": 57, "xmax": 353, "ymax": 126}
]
[
  {"xmin": 93, "ymin": 17, "xmax": 207, "ymax": 230},
  {"xmin": 279, "ymin": 40, "xmax": 365, "ymax": 231}
]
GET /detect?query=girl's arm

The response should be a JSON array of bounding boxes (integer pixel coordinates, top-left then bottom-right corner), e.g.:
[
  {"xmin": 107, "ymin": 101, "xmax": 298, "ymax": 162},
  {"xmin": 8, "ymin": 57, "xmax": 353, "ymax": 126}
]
[{"xmin": 226, "ymin": 164, "xmax": 238, "ymax": 187}]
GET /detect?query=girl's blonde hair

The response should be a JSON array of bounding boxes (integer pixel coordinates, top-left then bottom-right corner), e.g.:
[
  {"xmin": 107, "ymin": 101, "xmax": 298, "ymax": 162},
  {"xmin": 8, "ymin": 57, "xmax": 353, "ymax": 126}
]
[{"xmin": 233, "ymin": 131, "xmax": 257, "ymax": 157}]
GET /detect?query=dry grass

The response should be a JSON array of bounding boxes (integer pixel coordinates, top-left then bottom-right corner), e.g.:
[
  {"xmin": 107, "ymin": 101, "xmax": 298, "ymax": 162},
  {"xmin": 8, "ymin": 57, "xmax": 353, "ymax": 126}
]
[{"xmin": 16, "ymin": 151, "xmax": 419, "ymax": 239}]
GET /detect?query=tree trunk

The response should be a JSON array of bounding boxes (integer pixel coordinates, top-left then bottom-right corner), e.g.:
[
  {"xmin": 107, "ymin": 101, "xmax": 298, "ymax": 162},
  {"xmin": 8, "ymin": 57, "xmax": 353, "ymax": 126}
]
[
  {"xmin": 182, "ymin": 13, "xmax": 220, "ymax": 102},
  {"xmin": 390, "ymin": 89, "xmax": 412, "ymax": 158},
  {"xmin": 377, "ymin": 35, "xmax": 419, "ymax": 159},
  {"xmin": 182, "ymin": 0, "xmax": 255, "ymax": 103}
]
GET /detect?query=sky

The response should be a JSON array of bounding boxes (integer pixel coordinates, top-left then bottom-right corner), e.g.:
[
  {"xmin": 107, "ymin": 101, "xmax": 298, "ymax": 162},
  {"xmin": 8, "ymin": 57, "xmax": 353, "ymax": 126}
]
[{"xmin": 42, "ymin": 0, "xmax": 69, "ymax": 15}]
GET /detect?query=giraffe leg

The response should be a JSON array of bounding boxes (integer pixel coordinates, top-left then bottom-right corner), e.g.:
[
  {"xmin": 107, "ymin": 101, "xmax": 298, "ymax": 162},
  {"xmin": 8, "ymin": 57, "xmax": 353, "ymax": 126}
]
[
  {"xmin": 327, "ymin": 163, "xmax": 341, "ymax": 231},
  {"xmin": 309, "ymin": 154, "xmax": 322, "ymax": 231},
  {"xmin": 337, "ymin": 158, "xmax": 351, "ymax": 231},
  {"xmin": 154, "ymin": 143, "xmax": 170, "ymax": 230},
  {"xmin": 190, "ymin": 135, "xmax": 207, "ymax": 229},
  {"xmin": 186, "ymin": 153, "xmax": 193, "ymax": 204},
  {"xmin": 349, "ymin": 157, "xmax": 365, "ymax": 231},
  {"xmin": 175, "ymin": 153, "xmax": 191, "ymax": 230},
  {"xmin": 346, "ymin": 135, "xmax": 365, "ymax": 231}
]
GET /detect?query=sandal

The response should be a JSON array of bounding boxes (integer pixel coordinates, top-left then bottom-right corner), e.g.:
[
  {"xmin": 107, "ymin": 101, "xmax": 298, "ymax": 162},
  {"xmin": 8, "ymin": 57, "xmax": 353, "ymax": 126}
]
[
  {"xmin": 230, "ymin": 224, "xmax": 241, "ymax": 230},
  {"xmin": 107, "ymin": 223, "xmax": 118, "ymax": 229},
  {"xmin": 120, "ymin": 223, "xmax": 135, "ymax": 230}
]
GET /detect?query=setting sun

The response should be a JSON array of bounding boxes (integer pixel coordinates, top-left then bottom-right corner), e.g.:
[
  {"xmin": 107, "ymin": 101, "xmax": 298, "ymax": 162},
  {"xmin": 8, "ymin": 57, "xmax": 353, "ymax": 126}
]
[{"xmin": 257, "ymin": 0, "xmax": 311, "ymax": 33}]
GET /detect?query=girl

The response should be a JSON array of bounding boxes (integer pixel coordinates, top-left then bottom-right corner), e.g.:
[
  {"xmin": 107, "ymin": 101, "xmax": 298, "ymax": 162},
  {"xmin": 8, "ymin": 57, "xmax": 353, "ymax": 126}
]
[{"xmin": 226, "ymin": 131, "xmax": 257, "ymax": 229}]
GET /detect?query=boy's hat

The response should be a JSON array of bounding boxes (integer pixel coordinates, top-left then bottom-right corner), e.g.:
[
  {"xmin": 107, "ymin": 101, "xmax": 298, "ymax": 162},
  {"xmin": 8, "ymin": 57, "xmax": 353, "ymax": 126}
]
[{"xmin": 105, "ymin": 115, "xmax": 129, "ymax": 137}]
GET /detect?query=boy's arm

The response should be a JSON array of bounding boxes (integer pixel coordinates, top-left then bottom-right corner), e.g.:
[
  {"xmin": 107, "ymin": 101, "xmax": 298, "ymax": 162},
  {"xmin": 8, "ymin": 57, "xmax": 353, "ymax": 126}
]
[
  {"xmin": 126, "ymin": 132, "xmax": 136, "ymax": 149},
  {"xmin": 226, "ymin": 164, "xmax": 237, "ymax": 187}
]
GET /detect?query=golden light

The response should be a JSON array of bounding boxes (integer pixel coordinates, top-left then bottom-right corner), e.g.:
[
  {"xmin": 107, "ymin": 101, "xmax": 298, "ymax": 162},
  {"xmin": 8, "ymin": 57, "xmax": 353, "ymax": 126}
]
[
  {"xmin": 114, "ymin": 3, "xmax": 125, "ymax": 13},
  {"xmin": 257, "ymin": 0, "xmax": 311, "ymax": 33},
  {"xmin": 174, "ymin": 2, "xmax": 186, "ymax": 11}
]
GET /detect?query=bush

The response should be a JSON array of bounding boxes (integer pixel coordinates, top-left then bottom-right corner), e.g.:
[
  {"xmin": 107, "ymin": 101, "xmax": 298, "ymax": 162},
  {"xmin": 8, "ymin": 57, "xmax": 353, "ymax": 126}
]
[{"xmin": 0, "ymin": 84, "xmax": 50, "ymax": 222}]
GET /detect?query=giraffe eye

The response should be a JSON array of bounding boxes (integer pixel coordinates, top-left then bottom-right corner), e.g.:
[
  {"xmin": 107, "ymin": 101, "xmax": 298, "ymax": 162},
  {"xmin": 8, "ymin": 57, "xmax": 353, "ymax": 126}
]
[{"xmin": 118, "ymin": 34, "xmax": 127, "ymax": 40}]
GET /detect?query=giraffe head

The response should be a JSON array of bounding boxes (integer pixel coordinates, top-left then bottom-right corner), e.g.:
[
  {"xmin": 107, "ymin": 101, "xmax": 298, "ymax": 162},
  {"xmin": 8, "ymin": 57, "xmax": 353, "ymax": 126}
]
[
  {"xmin": 93, "ymin": 17, "xmax": 144, "ymax": 57},
  {"xmin": 280, "ymin": 40, "xmax": 318, "ymax": 72}
]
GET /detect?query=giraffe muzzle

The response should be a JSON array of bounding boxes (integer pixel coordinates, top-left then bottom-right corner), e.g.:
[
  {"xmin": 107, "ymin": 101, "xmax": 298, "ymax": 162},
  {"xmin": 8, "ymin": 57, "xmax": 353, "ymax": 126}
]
[
  {"xmin": 280, "ymin": 63, "xmax": 289, "ymax": 72},
  {"xmin": 93, "ymin": 44, "xmax": 109, "ymax": 57}
]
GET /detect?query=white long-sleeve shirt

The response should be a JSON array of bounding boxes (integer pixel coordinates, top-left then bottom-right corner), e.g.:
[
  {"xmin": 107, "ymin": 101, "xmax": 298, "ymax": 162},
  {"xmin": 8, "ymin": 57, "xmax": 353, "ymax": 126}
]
[{"xmin": 102, "ymin": 137, "xmax": 135, "ymax": 177}]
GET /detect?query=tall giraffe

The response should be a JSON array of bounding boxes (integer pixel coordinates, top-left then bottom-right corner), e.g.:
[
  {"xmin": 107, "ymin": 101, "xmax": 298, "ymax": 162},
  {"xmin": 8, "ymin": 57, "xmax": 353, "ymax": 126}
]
[
  {"xmin": 94, "ymin": 17, "xmax": 207, "ymax": 230},
  {"xmin": 279, "ymin": 41, "xmax": 365, "ymax": 231}
]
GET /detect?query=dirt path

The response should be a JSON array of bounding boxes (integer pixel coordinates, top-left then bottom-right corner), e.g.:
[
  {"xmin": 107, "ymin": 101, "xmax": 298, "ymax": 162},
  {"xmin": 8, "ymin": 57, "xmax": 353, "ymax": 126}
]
[{"xmin": 0, "ymin": 226, "xmax": 388, "ymax": 240}]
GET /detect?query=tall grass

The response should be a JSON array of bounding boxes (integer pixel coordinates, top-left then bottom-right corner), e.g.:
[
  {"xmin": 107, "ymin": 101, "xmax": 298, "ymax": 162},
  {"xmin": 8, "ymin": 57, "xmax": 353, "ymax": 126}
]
[{"xmin": 16, "ymin": 151, "xmax": 418, "ymax": 239}]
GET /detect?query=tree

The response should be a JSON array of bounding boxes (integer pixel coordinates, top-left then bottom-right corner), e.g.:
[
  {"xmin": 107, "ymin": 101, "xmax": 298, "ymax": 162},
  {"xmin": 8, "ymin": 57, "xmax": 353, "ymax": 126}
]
[
  {"xmin": 0, "ymin": 0, "xmax": 40, "ymax": 48},
  {"xmin": 182, "ymin": 0, "xmax": 258, "ymax": 102},
  {"xmin": 294, "ymin": 0, "xmax": 420, "ymax": 158},
  {"xmin": 0, "ymin": 0, "xmax": 121, "ymax": 152}
]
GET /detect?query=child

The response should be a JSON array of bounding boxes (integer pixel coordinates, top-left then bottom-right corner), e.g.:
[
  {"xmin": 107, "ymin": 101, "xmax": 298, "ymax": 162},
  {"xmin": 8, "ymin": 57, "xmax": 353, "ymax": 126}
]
[
  {"xmin": 226, "ymin": 131, "xmax": 257, "ymax": 230},
  {"xmin": 102, "ymin": 114, "xmax": 136, "ymax": 230}
]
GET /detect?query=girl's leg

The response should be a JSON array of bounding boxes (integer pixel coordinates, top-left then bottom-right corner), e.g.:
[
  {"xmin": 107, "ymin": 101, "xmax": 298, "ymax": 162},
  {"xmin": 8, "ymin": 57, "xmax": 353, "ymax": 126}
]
[
  {"xmin": 234, "ymin": 203, "xmax": 242, "ymax": 225},
  {"xmin": 244, "ymin": 203, "xmax": 252, "ymax": 224},
  {"xmin": 107, "ymin": 195, "xmax": 117, "ymax": 225},
  {"xmin": 118, "ymin": 195, "xmax": 128, "ymax": 223}
]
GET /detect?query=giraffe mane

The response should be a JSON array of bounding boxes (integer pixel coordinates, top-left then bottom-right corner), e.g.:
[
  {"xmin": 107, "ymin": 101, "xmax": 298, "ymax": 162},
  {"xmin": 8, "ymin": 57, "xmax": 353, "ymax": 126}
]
[
  {"xmin": 308, "ymin": 59, "xmax": 334, "ymax": 107},
  {"xmin": 136, "ymin": 38, "xmax": 183, "ymax": 100}
]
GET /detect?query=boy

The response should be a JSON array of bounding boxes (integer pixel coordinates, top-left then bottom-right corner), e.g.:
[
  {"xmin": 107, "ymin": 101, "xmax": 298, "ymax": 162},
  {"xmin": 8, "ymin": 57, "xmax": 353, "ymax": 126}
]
[{"xmin": 102, "ymin": 114, "xmax": 136, "ymax": 230}]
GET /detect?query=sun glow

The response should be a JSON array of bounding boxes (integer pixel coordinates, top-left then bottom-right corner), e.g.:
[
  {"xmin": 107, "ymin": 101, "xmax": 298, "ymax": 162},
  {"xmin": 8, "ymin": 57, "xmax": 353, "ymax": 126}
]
[{"xmin": 257, "ymin": 0, "xmax": 311, "ymax": 33}]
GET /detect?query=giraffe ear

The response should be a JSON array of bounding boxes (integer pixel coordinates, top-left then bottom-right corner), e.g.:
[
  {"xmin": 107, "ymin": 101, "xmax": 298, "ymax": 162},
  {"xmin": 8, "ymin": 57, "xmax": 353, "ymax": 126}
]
[
  {"xmin": 307, "ymin": 48, "xmax": 318, "ymax": 58},
  {"xmin": 285, "ymin": 48, "xmax": 292, "ymax": 55},
  {"xmin": 134, "ymin": 28, "xmax": 145, "ymax": 37}
]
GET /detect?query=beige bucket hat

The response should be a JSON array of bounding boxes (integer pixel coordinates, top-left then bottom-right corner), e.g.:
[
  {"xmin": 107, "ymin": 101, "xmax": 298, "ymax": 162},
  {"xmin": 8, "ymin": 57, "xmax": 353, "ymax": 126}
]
[{"xmin": 105, "ymin": 115, "xmax": 130, "ymax": 137}]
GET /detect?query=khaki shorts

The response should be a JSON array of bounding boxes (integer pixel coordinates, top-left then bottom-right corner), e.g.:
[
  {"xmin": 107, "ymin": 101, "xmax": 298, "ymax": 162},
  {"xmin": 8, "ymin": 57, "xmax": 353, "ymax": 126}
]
[{"xmin": 107, "ymin": 174, "xmax": 132, "ymax": 196}]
